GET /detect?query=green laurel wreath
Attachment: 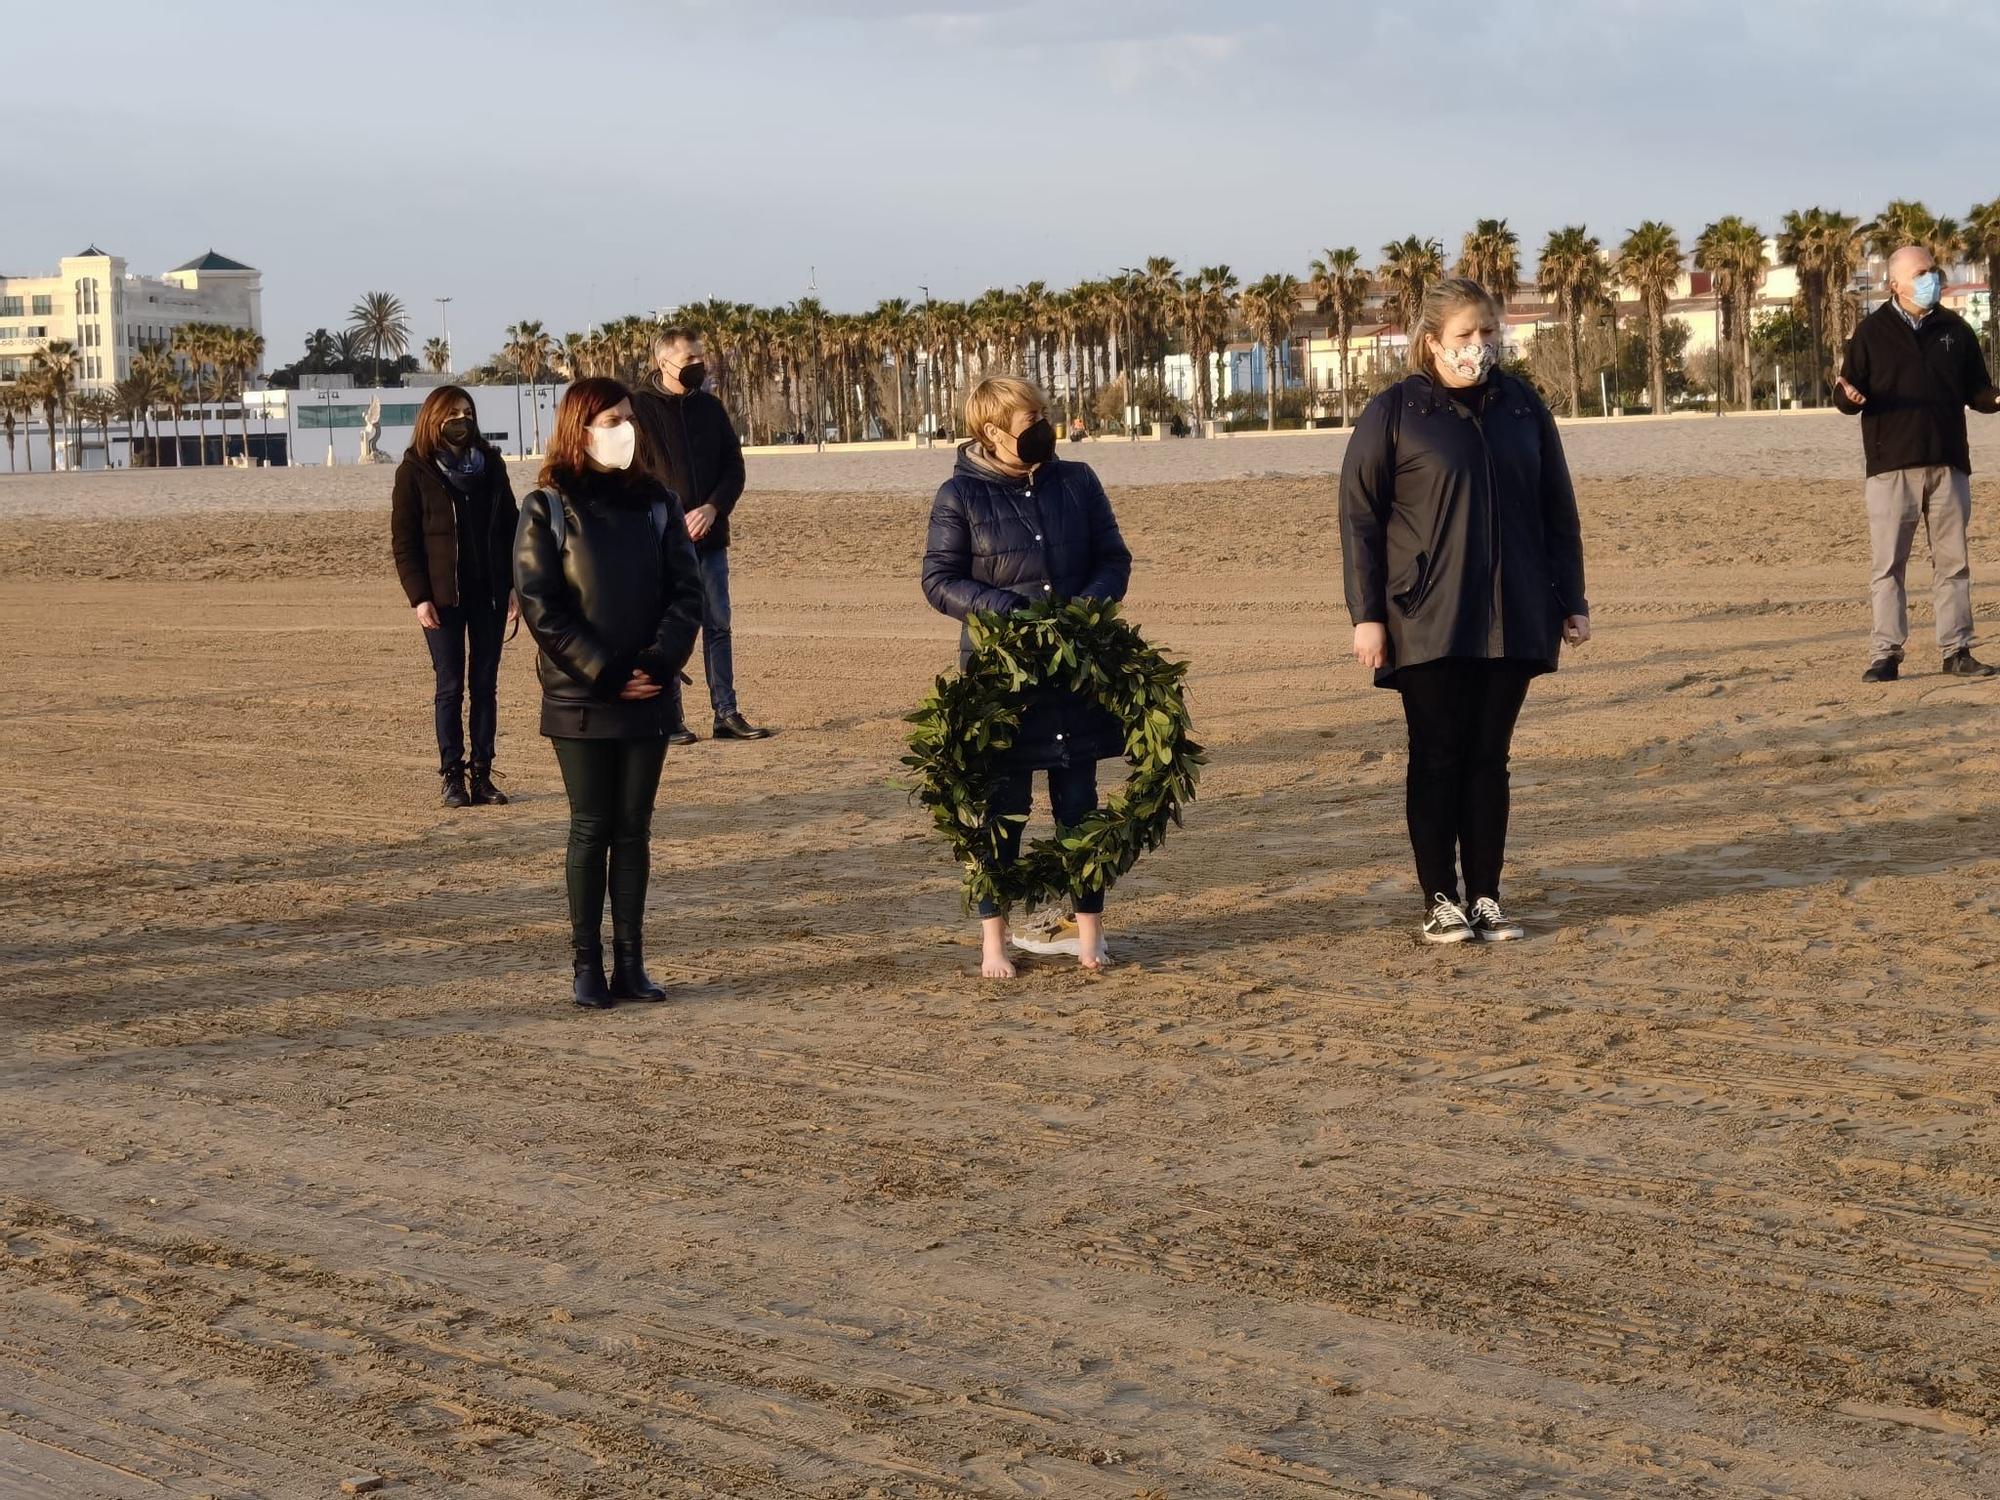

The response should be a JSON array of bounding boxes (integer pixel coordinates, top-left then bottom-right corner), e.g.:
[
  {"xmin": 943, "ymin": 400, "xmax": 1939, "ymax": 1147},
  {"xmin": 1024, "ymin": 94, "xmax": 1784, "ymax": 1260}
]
[{"xmin": 903, "ymin": 597, "xmax": 1204, "ymax": 915}]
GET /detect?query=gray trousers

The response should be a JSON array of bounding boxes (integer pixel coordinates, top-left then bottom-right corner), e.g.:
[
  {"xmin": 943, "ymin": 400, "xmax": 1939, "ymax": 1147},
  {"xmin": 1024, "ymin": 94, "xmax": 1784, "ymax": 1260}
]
[{"xmin": 1865, "ymin": 465, "xmax": 1974, "ymax": 659}]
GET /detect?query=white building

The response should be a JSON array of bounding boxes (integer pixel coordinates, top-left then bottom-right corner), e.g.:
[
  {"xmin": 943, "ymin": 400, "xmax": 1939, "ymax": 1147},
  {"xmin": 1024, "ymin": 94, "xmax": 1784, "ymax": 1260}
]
[{"xmin": 0, "ymin": 246, "xmax": 263, "ymax": 392}]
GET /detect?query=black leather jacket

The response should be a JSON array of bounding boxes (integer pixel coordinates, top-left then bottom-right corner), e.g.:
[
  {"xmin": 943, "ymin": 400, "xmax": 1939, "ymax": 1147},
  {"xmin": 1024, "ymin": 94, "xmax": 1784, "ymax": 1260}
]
[
  {"xmin": 513, "ymin": 469, "xmax": 705, "ymax": 738},
  {"xmin": 922, "ymin": 444, "xmax": 1132, "ymax": 767},
  {"xmin": 1339, "ymin": 372, "xmax": 1587, "ymax": 687}
]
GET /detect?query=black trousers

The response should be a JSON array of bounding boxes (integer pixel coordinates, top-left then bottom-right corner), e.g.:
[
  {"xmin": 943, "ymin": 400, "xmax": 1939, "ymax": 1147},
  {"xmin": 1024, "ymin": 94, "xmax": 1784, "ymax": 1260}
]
[
  {"xmin": 978, "ymin": 761, "xmax": 1105, "ymax": 919},
  {"xmin": 1394, "ymin": 659, "xmax": 1534, "ymax": 905},
  {"xmin": 550, "ymin": 736, "xmax": 667, "ymax": 948},
  {"xmin": 423, "ymin": 600, "xmax": 505, "ymax": 771}
]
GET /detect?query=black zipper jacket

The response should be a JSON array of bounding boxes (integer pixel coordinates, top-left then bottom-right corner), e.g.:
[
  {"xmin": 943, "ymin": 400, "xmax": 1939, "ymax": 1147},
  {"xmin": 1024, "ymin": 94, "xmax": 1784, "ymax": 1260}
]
[
  {"xmin": 629, "ymin": 378, "xmax": 746, "ymax": 552},
  {"xmin": 513, "ymin": 469, "xmax": 705, "ymax": 738},
  {"xmin": 1340, "ymin": 372, "xmax": 1588, "ymax": 688},
  {"xmin": 1834, "ymin": 303, "xmax": 2000, "ymax": 476},
  {"xmin": 389, "ymin": 445, "xmax": 518, "ymax": 611}
]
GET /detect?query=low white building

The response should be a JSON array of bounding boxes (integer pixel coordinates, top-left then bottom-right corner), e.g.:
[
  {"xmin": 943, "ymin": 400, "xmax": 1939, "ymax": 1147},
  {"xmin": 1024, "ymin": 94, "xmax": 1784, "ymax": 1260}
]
[{"xmin": 0, "ymin": 246, "xmax": 263, "ymax": 392}]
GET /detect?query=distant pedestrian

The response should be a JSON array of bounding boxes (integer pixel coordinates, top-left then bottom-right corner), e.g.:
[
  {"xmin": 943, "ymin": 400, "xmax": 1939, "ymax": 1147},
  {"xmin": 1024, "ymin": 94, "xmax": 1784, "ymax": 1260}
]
[{"xmin": 1834, "ymin": 244, "xmax": 2000, "ymax": 682}]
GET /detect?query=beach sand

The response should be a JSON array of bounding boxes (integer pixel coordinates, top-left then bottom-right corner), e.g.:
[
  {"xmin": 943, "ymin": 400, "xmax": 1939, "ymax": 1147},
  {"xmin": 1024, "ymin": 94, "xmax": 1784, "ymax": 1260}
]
[{"xmin": 3, "ymin": 412, "xmax": 1998, "ymax": 1497}]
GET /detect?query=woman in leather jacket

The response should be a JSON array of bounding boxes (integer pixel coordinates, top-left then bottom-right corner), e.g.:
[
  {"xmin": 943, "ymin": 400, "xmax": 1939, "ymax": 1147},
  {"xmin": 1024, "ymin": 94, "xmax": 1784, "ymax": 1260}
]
[
  {"xmin": 922, "ymin": 375, "xmax": 1132, "ymax": 978},
  {"xmin": 390, "ymin": 385, "xmax": 519, "ymax": 807},
  {"xmin": 514, "ymin": 378, "xmax": 705, "ymax": 1009},
  {"xmin": 1339, "ymin": 277, "xmax": 1590, "ymax": 946}
]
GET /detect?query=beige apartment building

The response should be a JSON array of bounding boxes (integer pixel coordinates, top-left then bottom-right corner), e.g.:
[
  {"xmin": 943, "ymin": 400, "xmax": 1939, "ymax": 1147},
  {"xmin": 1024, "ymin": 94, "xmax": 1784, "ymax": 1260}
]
[{"xmin": 0, "ymin": 246, "xmax": 263, "ymax": 392}]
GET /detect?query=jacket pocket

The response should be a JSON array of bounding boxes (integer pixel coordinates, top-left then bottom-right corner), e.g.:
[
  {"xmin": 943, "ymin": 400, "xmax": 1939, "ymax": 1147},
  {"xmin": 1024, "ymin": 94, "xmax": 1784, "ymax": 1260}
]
[{"xmin": 1391, "ymin": 551, "xmax": 1434, "ymax": 616}]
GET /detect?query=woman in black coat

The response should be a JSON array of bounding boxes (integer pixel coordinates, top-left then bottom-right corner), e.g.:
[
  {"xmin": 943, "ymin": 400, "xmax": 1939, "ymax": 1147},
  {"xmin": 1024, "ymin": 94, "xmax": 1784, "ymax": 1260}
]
[
  {"xmin": 390, "ymin": 385, "xmax": 519, "ymax": 807},
  {"xmin": 514, "ymin": 377, "xmax": 706, "ymax": 1009},
  {"xmin": 922, "ymin": 375, "xmax": 1132, "ymax": 978},
  {"xmin": 1339, "ymin": 277, "xmax": 1590, "ymax": 945}
]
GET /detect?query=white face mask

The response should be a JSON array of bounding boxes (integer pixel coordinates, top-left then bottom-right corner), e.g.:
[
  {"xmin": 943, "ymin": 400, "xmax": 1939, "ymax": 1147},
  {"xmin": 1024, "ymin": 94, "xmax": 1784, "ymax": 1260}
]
[
  {"xmin": 586, "ymin": 420, "xmax": 636, "ymax": 470},
  {"xmin": 1436, "ymin": 339, "xmax": 1499, "ymax": 383}
]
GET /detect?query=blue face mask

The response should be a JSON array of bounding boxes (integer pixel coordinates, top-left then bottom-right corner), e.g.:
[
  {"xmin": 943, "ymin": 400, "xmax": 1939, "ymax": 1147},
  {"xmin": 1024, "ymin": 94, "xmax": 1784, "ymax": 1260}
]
[{"xmin": 1910, "ymin": 270, "xmax": 1943, "ymax": 309}]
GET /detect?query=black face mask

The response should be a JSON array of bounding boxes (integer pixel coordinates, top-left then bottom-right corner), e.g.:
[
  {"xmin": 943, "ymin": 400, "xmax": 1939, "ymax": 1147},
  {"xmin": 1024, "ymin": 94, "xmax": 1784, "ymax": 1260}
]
[
  {"xmin": 1013, "ymin": 417, "xmax": 1056, "ymax": 467},
  {"xmin": 440, "ymin": 417, "xmax": 474, "ymax": 445},
  {"xmin": 672, "ymin": 361, "xmax": 706, "ymax": 393}
]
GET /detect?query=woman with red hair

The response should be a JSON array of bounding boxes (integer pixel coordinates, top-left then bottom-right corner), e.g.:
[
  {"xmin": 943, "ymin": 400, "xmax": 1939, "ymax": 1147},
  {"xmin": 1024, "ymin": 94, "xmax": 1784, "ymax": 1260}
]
[{"xmin": 514, "ymin": 378, "xmax": 706, "ymax": 1009}]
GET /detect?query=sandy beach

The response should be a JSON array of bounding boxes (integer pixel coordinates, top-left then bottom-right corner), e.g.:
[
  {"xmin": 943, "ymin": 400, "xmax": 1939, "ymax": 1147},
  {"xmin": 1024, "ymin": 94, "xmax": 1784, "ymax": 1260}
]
[{"xmin": 4, "ymin": 412, "xmax": 1999, "ymax": 1498}]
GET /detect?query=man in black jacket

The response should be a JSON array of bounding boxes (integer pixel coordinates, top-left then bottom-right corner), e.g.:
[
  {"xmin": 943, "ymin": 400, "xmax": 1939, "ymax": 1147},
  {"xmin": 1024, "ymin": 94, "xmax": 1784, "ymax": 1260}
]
[
  {"xmin": 630, "ymin": 328, "xmax": 770, "ymax": 741},
  {"xmin": 1834, "ymin": 245, "xmax": 2000, "ymax": 681}
]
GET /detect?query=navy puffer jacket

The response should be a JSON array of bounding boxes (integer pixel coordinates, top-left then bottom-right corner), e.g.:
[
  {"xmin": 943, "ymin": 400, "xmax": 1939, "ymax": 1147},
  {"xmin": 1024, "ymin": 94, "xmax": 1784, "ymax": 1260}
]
[{"xmin": 922, "ymin": 444, "xmax": 1133, "ymax": 769}]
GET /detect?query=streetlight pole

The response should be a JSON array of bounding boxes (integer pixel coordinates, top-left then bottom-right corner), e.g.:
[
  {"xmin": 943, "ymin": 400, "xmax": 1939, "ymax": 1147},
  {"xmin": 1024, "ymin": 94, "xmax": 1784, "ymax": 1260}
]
[
  {"xmin": 809, "ymin": 266, "xmax": 824, "ymax": 454},
  {"xmin": 434, "ymin": 296, "xmax": 453, "ymax": 375}
]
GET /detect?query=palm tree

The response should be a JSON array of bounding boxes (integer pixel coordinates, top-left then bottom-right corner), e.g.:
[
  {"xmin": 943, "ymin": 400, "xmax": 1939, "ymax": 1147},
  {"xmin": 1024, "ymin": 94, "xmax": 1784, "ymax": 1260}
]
[
  {"xmin": 229, "ymin": 328, "xmax": 265, "ymax": 464},
  {"xmin": 1457, "ymin": 219, "xmax": 1521, "ymax": 309},
  {"xmin": 1, "ymin": 383, "xmax": 24, "ymax": 472},
  {"xmin": 1538, "ymin": 227, "xmax": 1606, "ymax": 417},
  {"xmin": 422, "ymin": 336, "xmax": 451, "ymax": 373},
  {"xmin": 505, "ymin": 320, "xmax": 552, "ymax": 451},
  {"xmin": 28, "ymin": 341, "xmax": 75, "ymax": 471},
  {"xmin": 1694, "ymin": 217, "xmax": 1765, "ymax": 411},
  {"xmin": 1237, "ymin": 274, "xmax": 1301, "ymax": 432},
  {"xmin": 1308, "ymin": 247, "xmax": 1369, "ymax": 425},
  {"xmin": 1379, "ymin": 235, "xmax": 1445, "ymax": 336},
  {"xmin": 172, "ymin": 324, "xmax": 216, "ymax": 465},
  {"xmin": 347, "ymin": 291, "xmax": 411, "ymax": 386},
  {"xmin": 1968, "ymin": 198, "xmax": 2000, "ymax": 363},
  {"xmin": 1618, "ymin": 221, "xmax": 1683, "ymax": 415},
  {"xmin": 74, "ymin": 391, "xmax": 115, "ymax": 463},
  {"xmin": 1177, "ymin": 266, "xmax": 1236, "ymax": 428}
]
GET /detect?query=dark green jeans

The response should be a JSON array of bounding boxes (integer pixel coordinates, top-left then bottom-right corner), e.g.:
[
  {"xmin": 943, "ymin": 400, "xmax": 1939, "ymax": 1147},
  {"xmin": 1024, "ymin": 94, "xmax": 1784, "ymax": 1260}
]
[{"xmin": 550, "ymin": 736, "xmax": 667, "ymax": 948}]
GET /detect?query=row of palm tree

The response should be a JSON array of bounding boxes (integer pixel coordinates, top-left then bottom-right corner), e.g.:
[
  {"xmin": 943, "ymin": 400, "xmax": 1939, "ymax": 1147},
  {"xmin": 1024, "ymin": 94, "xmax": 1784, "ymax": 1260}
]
[{"xmin": 443, "ymin": 194, "xmax": 1998, "ymax": 442}]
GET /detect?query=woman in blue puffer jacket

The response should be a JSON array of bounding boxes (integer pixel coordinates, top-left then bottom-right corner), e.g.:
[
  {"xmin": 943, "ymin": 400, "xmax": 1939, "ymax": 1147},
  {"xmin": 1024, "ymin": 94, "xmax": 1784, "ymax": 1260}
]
[{"xmin": 921, "ymin": 375, "xmax": 1132, "ymax": 978}]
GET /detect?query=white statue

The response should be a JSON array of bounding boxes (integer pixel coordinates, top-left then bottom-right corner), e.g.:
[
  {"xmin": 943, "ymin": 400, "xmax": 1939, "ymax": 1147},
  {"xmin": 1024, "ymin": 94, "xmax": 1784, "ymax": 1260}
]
[{"xmin": 357, "ymin": 395, "xmax": 386, "ymax": 464}]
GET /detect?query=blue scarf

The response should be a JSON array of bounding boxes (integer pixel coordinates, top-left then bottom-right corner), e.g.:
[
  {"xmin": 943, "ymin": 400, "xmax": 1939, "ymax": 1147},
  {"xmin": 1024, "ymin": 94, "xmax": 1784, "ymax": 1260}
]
[{"xmin": 435, "ymin": 443, "xmax": 487, "ymax": 493}]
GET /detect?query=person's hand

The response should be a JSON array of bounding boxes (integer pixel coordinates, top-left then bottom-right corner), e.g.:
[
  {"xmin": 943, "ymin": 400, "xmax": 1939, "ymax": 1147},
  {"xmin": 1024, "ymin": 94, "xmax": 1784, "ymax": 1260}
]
[
  {"xmin": 415, "ymin": 601, "xmax": 441, "ymax": 630},
  {"xmin": 1836, "ymin": 376, "xmax": 1866, "ymax": 406},
  {"xmin": 1563, "ymin": 614, "xmax": 1592, "ymax": 645},
  {"xmin": 1353, "ymin": 621, "xmax": 1389, "ymax": 670},
  {"xmin": 618, "ymin": 668, "xmax": 663, "ymax": 701},
  {"xmin": 505, "ymin": 590, "xmax": 521, "ymax": 632},
  {"xmin": 686, "ymin": 503, "xmax": 718, "ymax": 542}
]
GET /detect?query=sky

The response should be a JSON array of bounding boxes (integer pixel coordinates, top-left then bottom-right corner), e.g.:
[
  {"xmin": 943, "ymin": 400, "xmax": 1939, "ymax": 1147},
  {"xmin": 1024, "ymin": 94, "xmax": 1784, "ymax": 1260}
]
[{"xmin": 7, "ymin": 0, "xmax": 1998, "ymax": 369}]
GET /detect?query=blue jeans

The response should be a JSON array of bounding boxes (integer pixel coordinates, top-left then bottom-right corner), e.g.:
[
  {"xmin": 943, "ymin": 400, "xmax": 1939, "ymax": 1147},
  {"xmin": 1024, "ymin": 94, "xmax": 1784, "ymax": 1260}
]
[
  {"xmin": 422, "ymin": 600, "xmax": 504, "ymax": 770},
  {"xmin": 670, "ymin": 547, "xmax": 737, "ymax": 723},
  {"xmin": 977, "ymin": 762, "xmax": 1104, "ymax": 919}
]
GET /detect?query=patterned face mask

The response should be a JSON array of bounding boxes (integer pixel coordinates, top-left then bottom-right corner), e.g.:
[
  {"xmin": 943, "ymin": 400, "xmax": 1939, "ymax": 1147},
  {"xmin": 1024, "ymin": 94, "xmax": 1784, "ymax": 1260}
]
[{"xmin": 1436, "ymin": 340, "xmax": 1499, "ymax": 382}]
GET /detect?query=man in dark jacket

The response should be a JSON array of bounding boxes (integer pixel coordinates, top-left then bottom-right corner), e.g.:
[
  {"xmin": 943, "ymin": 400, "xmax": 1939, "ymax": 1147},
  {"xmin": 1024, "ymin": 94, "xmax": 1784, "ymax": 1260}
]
[
  {"xmin": 1834, "ymin": 245, "xmax": 2000, "ymax": 681},
  {"xmin": 630, "ymin": 328, "xmax": 770, "ymax": 741}
]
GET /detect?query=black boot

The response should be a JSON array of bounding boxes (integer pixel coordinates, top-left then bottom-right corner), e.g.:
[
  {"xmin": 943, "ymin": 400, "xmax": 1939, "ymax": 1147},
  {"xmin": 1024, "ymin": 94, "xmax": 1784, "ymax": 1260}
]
[
  {"xmin": 469, "ymin": 764, "xmax": 508, "ymax": 805},
  {"xmin": 610, "ymin": 938, "xmax": 667, "ymax": 1002},
  {"xmin": 572, "ymin": 943, "xmax": 614, "ymax": 1009},
  {"xmin": 440, "ymin": 762, "xmax": 471, "ymax": 808}
]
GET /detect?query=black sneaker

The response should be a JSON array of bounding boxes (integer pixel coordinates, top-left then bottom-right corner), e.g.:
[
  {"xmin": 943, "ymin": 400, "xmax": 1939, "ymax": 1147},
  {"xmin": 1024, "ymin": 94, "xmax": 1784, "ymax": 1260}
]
[
  {"xmin": 1861, "ymin": 657, "xmax": 1899, "ymax": 683},
  {"xmin": 1468, "ymin": 896, "xmax": 1525, "ymax": 942},
  {"xmin": 1942, "ymin": 648, "xmax": 1995, "ymax": 678},
  {"xmin": 1421, "ymin": 893, "xmax": 1475, "ymax": 945}
]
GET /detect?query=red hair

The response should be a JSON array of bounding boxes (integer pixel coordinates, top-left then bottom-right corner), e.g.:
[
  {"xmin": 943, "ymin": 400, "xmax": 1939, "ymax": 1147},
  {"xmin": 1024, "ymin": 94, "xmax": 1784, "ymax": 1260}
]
[{"xmin": 539, "ymin": 377, "xmax": 634, "ymax": 488}]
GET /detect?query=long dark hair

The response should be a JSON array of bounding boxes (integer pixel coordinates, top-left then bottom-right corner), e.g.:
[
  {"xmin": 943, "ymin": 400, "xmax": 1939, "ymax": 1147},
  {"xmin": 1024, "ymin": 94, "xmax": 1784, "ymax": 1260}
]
[
  {"xmin": 410, "ymin": 384, "xmax": 485, "ymax": 463},
  {"xmin": 539, "ymin": 377, "xmax": 634, "ymax": 489}
]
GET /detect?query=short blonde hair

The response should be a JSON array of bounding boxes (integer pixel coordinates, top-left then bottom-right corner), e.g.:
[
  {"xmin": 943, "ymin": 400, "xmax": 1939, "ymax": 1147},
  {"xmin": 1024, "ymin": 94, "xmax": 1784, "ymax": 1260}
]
[
  {"xmin": 965, "ymin": 375, "xmax": 1046, "ymax": 450},
  {"xmin": 1406, "ymin": 276, "xmax": 1503, "ymax": 378}
]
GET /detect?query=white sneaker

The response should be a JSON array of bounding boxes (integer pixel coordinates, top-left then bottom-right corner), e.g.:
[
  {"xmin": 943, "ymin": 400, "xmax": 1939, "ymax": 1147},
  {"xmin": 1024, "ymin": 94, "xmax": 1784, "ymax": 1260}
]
[
  {"xmin": 1421, "ymin": 893, "xmax": 1475, "ymax": 944},
  {"xmin": 1468, "ymin": 896, "xmax": 1525, "ymax": 942},
  {"xmin": 1009, "ymin": 913, "xmax": 1083, "ymax": 956}
]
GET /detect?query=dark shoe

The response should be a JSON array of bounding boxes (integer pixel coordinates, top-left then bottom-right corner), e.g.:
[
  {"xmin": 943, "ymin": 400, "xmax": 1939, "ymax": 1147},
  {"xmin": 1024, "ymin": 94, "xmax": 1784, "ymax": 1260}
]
[
  {"xmin": 610, "ymin": 939, "xmax": 668, "ymax": 1002},
  {"xmin": 712, "ymin": 712, "xmax": 770, "ymax": 741},
  {"xmin": 1860, "ymin": 657, "xmax": 1900, "ymax": 683},
  {"xmin": 1942, "ymin": 648, "xmax": 1995, "ymax": 678},
  {"xmin": 468, "ymin": 764, "xmax": 508, "ymax": 805},
  {"xmin": 440, "ymin": 763, "xmax": 471, "ymax": 807},
  {"xmin": 572, "ymin": 944, "xmax": 614, "ymax": 1009},
  {"xmin": 667, "ymin": 725, "xmax": 699, "ymax": 747},
  {"xmin": 1421, "ymin": 893, "xmax": 1475, "ymax": 945}
]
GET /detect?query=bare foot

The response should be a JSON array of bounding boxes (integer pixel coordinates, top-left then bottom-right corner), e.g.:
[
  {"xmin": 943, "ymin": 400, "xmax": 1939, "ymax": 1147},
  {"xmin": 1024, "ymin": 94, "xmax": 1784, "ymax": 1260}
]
[
  {"xmin": 1076, "ymin": 913, "xmax": 1108, "ymax": 970},
  {"xmin": 980, "ymin": 916, "xmax": 1016, "ymax": 979}
]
